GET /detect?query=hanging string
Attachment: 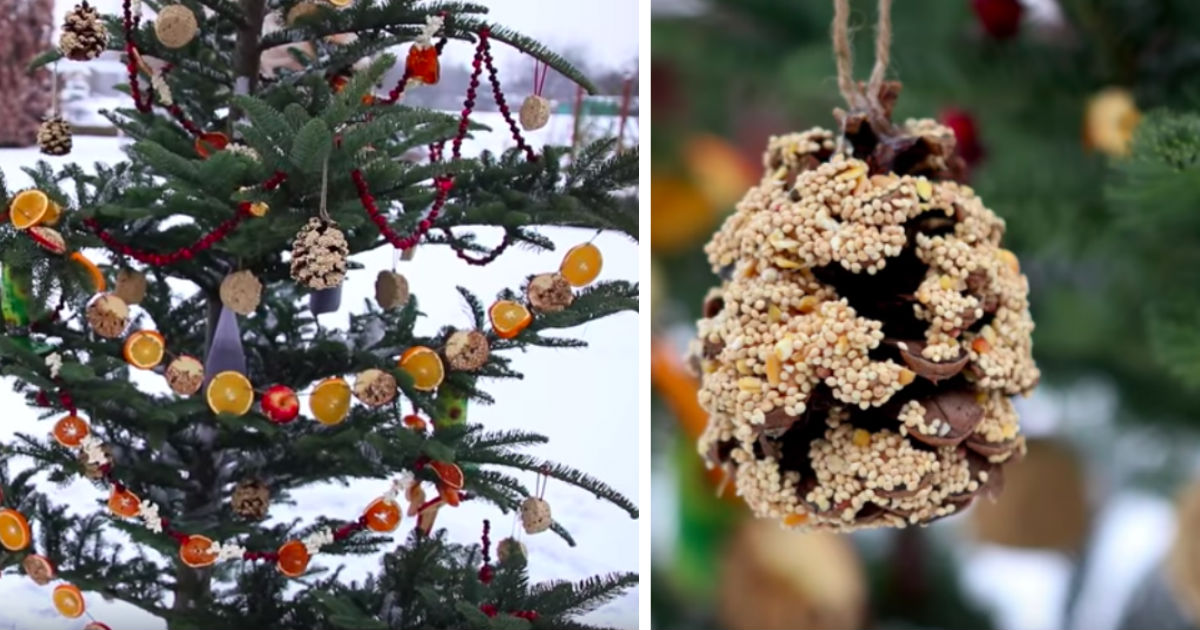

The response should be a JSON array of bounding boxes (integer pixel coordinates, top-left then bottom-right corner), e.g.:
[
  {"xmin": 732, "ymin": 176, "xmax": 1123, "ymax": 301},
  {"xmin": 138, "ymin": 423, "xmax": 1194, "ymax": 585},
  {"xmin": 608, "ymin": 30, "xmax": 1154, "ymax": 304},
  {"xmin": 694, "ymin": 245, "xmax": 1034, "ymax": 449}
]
[
  {"xmin": 532, "ymin": 59, "xmax": 549, "ymax": 96},
  {"xmin": 318, "ymin": 158, "xmax": 331, "ymax": 222},
  {"xmin": 51, "ymin": 62, "xmax": 60, "ymax": 117},
  {"xmin": 831, "ymin": 0, "xmax": 894, "ymax": 129}
]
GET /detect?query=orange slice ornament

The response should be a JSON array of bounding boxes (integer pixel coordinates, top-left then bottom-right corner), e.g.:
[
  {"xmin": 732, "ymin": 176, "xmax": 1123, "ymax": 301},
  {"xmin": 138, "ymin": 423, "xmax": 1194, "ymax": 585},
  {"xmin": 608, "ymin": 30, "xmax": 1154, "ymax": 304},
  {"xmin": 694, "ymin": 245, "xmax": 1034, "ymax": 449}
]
[
  {"xmin": 0, "ymin": 508, "xmax": 32, "ymax": 551},
  {"xmin": 363, "ymin": 497, "xmax": 402, "ymax": 532},
  {"xmin": 108, "ymin": 487, "xmax": 141, "ymax": 518},
  {"xmin": 180, "ymin": 534, "xmax": 219, "ymax": 568},
  {"xmin": 430, "ymin": 461, "xmax": 464, "ymax": 489},
  {"xmin": 405, "ymin": 45, "xmax": 439, "ymax": 84},
  {"xmin": 9, "ymin": 189, "xmax": 55, "ymax": 229},
  {"xmin": 277, "ymin": 539, "xmax": 310, "ymax": 577},
  {"xmin": 23, "ymin": 554, "xmax": 56, "ymax": 585},
  {"xmin": 53, "ymin": 414, "xmax": 90, "ymax": 447},
  {"xmin": 560, "ymin": 242, "xmax": 602, "ymax": 287},
  {"xmin": 124, "ymin": 330, "xmax": 166, "ymax": 369},
  {"xmin": 488, "ymin": 301, "xmax": 532, "ymax": 339},
  {"xmin": 206, "ymin": 371, "xmax": 255, "ymax": 416},
  {"xmin": 398, "ymin": 346, "xmax": 444, "ymax": 391},
  {"xmin": 70, "ymin": 252, "xmax": 107, "ymax": 292},
  {"xmin": 53, "ymin": 583, "xmax": 86, "ymax": 618},
  {"xmin": 310, "ymin": 377, "xmax": 352, "ymax": 425},
  {"xmin": 195, "ymin": 131, "xmax": 229, "ymax": 158}
]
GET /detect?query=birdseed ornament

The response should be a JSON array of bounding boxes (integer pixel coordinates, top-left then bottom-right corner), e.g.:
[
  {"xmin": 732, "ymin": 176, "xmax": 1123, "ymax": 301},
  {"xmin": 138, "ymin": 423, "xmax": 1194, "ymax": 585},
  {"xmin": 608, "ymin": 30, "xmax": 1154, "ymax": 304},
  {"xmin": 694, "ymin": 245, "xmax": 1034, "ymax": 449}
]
[
  {"xmin": 37, "ymin": 116, "xmax": 73, "ymax": 156},
  {"xmin": 165, "ymin": 355, "xmax": 204, "ymax": 395},
  {"xmin": 520, "ymin": 497, "xmax": 551, "ymax": 534},
  {"xmin": 354, "ymin": 368, "xmax": 398, "ymax": 407},
  {"xmin": 520, "ymin": 471, "xmax": 552, "ymax": 534},
  {"xmin": 693, "ymin": 0, "xmax": 1038, "ymax": 532},
  {"xmin": 290, "ymin": 218, "xmax": 349, "ymax": 290},
  {"xmin": 374, "ymin": 270, "xmax": 410, "ymax": 309},
  {"xmin": 59, "ymin": 2, "xmax": 109, "ymax": 61},
  {"xmin": 154, "ymin": 4, "xmax": 198, "ymax": 49},
  {"xmin": 23, "ymin": 554, "xmax": 56, "ymax": 585},
  {"xmin": 496, "ymin": 537, "xmax": 527, "ymax": 563},
  {"xmin": 231, "ymin": 479, "xmax": 270, "ymax": 520},
  {"xmin": 219, "ymin": 270, "xmax": 262, "ymax": 315},
  {"xmin": 519, "ymin": 95, "xmax": 551, "ymax": 131},
  {"xmin": 443, "ymin": 329, "xmax": 489, "ymax": 371},
  {"xmin": 526, "ymin": 273, "xmax": 574, "ymax": 313},
  {"xmin": 86, "ymin": 294, "xmax": 129, "ymax": 339},
  {"xmin": 114, "ymin": 269, "xmax": 147, "ymax": 304}
]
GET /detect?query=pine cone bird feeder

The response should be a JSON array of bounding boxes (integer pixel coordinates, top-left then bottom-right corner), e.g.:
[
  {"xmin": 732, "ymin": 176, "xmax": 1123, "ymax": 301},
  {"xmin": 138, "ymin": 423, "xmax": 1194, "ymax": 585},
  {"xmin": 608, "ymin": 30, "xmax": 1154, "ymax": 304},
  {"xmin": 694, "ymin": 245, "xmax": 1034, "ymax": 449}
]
[{"xmin": 693, "ymin": 80, "xmax": 1039, "ymax": 533}]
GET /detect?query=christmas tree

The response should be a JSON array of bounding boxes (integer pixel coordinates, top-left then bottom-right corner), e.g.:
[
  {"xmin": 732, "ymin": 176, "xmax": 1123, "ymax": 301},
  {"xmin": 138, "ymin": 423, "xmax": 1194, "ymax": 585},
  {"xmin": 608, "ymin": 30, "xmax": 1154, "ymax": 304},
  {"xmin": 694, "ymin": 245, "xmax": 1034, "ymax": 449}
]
[
  {"xmin": 0, "ymin": 0, "xmax": 638, "ymax": 628},
  {"xmin": 653, "ymin": 0, "xmax": 1200, "ymax": 628}
]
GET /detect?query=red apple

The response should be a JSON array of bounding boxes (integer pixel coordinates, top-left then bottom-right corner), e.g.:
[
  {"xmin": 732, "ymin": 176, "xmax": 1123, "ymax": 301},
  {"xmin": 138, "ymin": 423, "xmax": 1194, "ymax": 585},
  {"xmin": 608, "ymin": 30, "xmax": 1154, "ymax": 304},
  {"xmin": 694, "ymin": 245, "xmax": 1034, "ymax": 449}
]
[{"xmin": 262, "ymin": 385, "xmax": 300, "ymax": 424}]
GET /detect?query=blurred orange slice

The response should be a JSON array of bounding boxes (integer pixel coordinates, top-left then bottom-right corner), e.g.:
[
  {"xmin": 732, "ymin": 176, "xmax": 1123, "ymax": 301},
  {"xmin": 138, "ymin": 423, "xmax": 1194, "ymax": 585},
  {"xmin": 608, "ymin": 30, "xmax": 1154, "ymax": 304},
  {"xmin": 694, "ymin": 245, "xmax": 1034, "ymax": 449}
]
[
  {"xmin": 488, "ymin": 301, "xmax": 532, "ymax": 339},
  {"xmin": 0, "ymin": 508, "xmax": 31, "ymax": 551},
  {"xmin": 206, "ymin": 371, "xmax": 254, "ymax": 416},
  {"xmin": 399, "ymin": 346, "xmax": 443, "ymax": 391},
  {"xmin": 53, "ymin": 583, "xmax": 85, "ymax": 618},
  {"xmin": 310, "ymin": 377, "xmax": 352, "ymax": 425}
]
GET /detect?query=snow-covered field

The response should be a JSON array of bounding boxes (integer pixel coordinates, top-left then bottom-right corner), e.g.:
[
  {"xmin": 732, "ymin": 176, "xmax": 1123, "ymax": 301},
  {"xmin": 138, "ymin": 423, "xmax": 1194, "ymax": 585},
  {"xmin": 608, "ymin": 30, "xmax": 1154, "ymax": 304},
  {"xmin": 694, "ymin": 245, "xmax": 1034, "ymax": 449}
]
[{"xmin": 0, "ymin": 112, "xmax": 640, "ymax": 629}]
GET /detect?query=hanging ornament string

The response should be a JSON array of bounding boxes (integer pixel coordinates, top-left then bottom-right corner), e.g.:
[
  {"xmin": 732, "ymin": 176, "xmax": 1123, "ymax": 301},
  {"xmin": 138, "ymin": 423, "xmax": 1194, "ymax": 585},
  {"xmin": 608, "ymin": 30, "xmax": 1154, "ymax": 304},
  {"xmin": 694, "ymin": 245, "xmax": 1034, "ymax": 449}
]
[
  {"xmin": 831, "ymin": 0, "xmax": 894, "ymax": 137},
  {"xmin": 532, "ymin": 59, "xmax": 549, "ymax": 97},
  {"xmin": 319, "ymin": 158, "xmax": 331, "ymax": 222},
  {"xmin": 84, "ymin": 172, "xmax": 288, "ymax": 267}
]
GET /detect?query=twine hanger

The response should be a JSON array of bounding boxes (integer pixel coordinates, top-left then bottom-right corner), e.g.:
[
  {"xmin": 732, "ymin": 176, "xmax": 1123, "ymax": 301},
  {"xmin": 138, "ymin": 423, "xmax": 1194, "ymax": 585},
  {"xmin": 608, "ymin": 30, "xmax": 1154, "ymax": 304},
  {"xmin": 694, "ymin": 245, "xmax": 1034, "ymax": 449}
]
[
  {"xmin": 318, "ymin": 157, "xmax": 331, "ymax": 222},
  {"xmin": 831, "ymin": 0, "xmax": 894, "ymax": 138}
]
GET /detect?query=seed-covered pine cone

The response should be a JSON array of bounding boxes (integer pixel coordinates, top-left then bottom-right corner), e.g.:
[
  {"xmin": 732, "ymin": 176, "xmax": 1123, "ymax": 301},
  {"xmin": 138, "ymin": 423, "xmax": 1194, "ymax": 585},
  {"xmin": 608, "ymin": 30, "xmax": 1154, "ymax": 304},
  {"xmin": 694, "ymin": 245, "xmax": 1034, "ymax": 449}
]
[
  {"xmin": 693, "ymin": 98, "xmax": 1039, "ymax": 532},
  {"xmin": 231, "ymin": 479, "xmax": 270, "ymax": 520},
  {"xmin": 290, "ymin": 217, "xmax": 348, "ymax": 290},
  {"xmin": 37, "ymin": 116, "xmax": 73, "ymax": 156},
  {"xmin": 58, "ymin": 2, "xmax": 109, "ymax": 61}
]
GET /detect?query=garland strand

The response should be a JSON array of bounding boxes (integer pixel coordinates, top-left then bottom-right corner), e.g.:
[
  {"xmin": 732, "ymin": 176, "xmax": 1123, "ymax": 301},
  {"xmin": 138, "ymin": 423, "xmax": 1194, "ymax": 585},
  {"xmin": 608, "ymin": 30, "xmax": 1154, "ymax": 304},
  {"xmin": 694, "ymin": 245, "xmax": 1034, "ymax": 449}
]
[{"xmin": 83, "ymin": 172, "xmax": 287, "ymax": 266}]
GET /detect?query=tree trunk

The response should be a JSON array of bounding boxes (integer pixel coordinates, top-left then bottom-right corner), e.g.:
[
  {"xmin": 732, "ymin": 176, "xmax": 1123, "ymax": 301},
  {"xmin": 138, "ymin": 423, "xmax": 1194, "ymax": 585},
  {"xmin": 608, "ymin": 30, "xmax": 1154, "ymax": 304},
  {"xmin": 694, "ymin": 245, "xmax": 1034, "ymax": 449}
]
[{"xmin": 0, "ymin": 0, "xmax": 54, "ymax": 146}]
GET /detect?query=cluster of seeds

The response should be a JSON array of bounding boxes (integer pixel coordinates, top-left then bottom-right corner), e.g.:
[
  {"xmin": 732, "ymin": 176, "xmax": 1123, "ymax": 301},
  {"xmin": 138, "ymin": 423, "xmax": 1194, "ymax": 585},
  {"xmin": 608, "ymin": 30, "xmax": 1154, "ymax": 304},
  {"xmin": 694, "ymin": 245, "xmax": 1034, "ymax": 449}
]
[{"xmin": 695, "ymin": 121, "xmax": 1039, "ymax": 532}]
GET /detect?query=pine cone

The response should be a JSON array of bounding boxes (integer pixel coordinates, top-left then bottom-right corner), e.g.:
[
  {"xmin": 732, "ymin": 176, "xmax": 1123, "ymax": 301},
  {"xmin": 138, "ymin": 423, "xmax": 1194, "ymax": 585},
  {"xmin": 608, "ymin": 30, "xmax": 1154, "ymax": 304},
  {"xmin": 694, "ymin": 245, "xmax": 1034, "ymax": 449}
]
[
  {"xmin": 58, "ymin": 2, "xmax": 109, "ymax": 61},
  {"xmin": 37, "ymin": 116, "xmax": 72, "ymax": 156},
  {"xmin": 695, "ymin": 118, "xmax": 1038, "ymax": 533},
  {"xmin": 290, "ymin": 218, "xmax": 348, "ymax": 290},
  {"xmin": 231, "ymin": 479, "xmax": 270, "ymax": 520}
]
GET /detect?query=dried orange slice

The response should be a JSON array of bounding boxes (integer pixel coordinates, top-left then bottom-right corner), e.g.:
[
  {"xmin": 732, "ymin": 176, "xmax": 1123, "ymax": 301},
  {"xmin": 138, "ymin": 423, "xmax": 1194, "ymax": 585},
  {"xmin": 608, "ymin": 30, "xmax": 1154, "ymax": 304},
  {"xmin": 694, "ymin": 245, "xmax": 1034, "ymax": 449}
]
[
  {"xmin": 53, "ymin": 583, "xmax": 86, "ymax": 618},
  {"xmin": 195, "ymin": 131, "xmax": 229, "ymax": 158},
  {"xmin": 560, "ymin": 242, "xmax": 602, "ymax": 287},
  {"xmin": 489, "ymin": 300, "xmax": 532, "ymax": 339},
  {"xmin": 310, "ymin": 377, "xmax": 352, "ymax": 425},
  {"xmin": 277, "ymin": 539, "xmax": 310, "ymax": 578},
  {"xmin": 363, "ymin": 498, "xmax": 402, "ymax": 532},
  {"xmin": 0, "ymin": 508, "xmax": 32, "ymax": 551},
  {"xmin": 70, "ymin": 251, "xmax": 107, "ymax": 293},
  {"xmin": 206, "ymin": 371, "xmax": 254, "ymax": 416},
  {"xmin": 9, "ymin": 189, "xmax": 51, "ymax": 229},
  {"xmin": 179, "ymin": 534, "xmax": 219, "ymax": 568},
  {"xmin": 124, "ymin": 330, "xmax": 166, "ymax": 370},
  {"xmin": 399, "ymin": 346, "xmax": 444, "ymax": 391},
  {"xmin": 403, "ymin": 414, "xmax": 427, "ymax": 433},
  {"xmin": 53, "ymin": 414, "xmax": 90, "ymax": 448},
  {"xmin": 85, "ymin": 623, "xmax": 113, "ymax": 630},
  {"xmin": 430, "ymin": 461, "xmax": 463, "ymax": 489},
  {"xmin": 108, "ymin": 487, "xmax": 141, "ymax": 518},
  {"xmin": 438, "ymin": 484, "xmax": 461, "ymax": 507}
]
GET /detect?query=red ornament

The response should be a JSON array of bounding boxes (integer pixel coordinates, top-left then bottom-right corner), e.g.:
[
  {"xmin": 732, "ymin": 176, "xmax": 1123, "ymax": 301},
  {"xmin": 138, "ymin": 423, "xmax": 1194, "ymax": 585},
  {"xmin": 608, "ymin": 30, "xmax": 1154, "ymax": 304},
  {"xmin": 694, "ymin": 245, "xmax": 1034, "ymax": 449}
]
[
  {"xmin": 480, "ymin": 604, "xmax": 498, "ymax": 618},
  {"xmin": 972, "ymin": 0, "xmax": 1022, "ymax": 40},
  {"xmin": 405, "ymin": 45, "xmax": 440, "ymax": 84},
  {"xmin": 261, "ymin": 385, "xmax": 300, "ymax": 424},
  {"xmin": 195, "ymin": 131, "xmax": 229, "ymax": 158},
  {"xmin": 940, "ymin": 107, "xmax": 985, "ymax": 167}
]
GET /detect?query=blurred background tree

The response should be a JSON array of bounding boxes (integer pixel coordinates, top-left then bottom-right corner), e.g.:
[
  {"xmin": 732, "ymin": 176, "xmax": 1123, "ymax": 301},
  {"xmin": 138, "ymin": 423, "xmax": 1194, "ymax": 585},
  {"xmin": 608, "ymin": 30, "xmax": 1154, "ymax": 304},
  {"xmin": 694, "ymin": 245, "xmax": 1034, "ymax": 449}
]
[
  {"xmin": 650, "ymin": 1, "xmax": 1200, "ymax": 628},
  {"xmin": 0, "ymin": 0, "xmax": 54, "ymax": 147}
]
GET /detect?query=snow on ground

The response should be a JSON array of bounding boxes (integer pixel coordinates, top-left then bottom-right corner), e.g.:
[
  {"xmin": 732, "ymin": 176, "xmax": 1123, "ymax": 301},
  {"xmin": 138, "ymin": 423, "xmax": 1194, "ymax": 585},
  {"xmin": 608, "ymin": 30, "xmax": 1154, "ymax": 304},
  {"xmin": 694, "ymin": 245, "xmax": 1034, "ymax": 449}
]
[{"xmin": 0, "ymin": 113, "xmax": 639, "ymax": 628}]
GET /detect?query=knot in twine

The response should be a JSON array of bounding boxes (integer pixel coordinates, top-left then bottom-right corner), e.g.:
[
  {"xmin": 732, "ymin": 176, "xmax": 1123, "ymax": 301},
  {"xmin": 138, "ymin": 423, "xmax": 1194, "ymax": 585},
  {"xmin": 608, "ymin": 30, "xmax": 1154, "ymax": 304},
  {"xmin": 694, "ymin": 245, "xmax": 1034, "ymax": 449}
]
[{"xmin": 832, "ymin": 0, "xmax": 894, "ymax": 133}]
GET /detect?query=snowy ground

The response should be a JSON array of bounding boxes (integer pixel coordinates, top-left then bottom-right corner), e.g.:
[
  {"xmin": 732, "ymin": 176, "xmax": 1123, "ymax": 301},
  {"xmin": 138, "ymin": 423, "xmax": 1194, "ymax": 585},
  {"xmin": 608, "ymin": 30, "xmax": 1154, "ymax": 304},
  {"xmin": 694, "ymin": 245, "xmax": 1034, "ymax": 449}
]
[{"xmin": 0, "ymin": 113, "xmax": 639, "ymax": 628}]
